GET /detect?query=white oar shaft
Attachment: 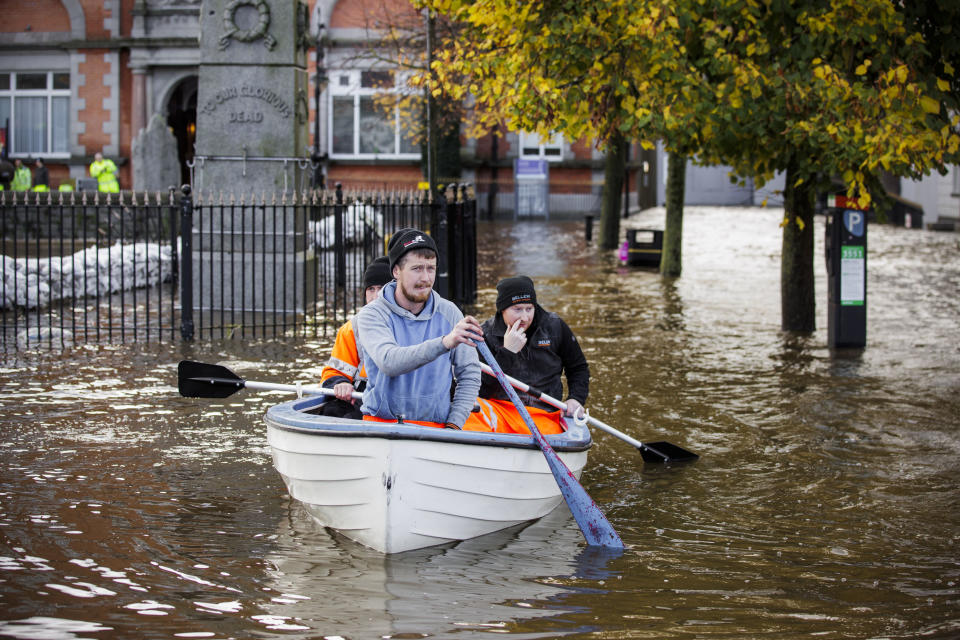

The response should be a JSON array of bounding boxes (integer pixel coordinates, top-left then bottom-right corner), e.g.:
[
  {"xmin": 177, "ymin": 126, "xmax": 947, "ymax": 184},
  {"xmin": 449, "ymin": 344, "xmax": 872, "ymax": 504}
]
[
  {"xmin": 478, "ymin": 363, "xmax": 644, "ymax": 449},
  {"xmin": 243, "ymin": 380, "xmax": 364, "ymax": 400}
]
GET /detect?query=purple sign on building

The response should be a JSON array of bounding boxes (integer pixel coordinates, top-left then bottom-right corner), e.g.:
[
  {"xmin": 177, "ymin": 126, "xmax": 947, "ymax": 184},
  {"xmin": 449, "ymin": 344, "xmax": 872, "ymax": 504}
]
[{"xmin": 515, "ymin": 158, "xmax": 548, "ymax": 177}]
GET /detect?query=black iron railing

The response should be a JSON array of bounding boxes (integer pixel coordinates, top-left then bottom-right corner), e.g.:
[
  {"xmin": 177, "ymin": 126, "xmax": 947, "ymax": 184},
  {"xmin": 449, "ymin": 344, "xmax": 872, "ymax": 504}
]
[
  {"xmin": 0, "ymin": 185, "xmax": 476, "ymax": 351},
  {"xmin": 1, "ymin": 189, "xmax": 180, "ymax": 350}
]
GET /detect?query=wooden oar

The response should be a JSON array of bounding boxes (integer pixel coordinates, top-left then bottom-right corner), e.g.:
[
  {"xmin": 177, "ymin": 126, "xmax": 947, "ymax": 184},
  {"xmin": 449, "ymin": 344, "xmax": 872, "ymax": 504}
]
[
  {"xmin": 177, "ymin": 360, "xmax": 363, "ymax": 400},
  {"xmin": 476, "ymin": 342, "xmax": 624, "ymax": 549},
  {"xmin": 479, "ymin": 362, "xmax": 698, "ymax": 464}
]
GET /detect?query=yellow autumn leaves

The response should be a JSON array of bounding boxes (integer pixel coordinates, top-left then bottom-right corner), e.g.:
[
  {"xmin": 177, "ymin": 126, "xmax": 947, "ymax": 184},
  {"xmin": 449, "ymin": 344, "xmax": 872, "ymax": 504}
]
[{"xmin": 418, "ymin": 0, "xmax": 958, "ymax": 207}]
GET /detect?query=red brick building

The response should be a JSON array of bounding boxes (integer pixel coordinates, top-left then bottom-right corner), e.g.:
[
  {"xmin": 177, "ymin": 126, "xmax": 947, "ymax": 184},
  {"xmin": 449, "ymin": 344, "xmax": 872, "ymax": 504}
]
[{"xmin": 0, "ymin": 0, "xmax": 652, "ymax": 217}]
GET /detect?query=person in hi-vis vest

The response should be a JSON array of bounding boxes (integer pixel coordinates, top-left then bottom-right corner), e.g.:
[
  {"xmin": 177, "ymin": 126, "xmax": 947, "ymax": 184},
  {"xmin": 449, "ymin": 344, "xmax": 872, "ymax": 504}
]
[
  {"xmin": 32, "ymin": 158, "xmax": 50, "ymax": 192},
  {"xmin": 319, "ymin": 257, "xmax": 393, "ymax": 418},
  {"xmin": 11, "ymin": 159, "xmax": 31, "ymax": 191},
  {"xmin": 89, "ymin": 152, "xmax": 119, "ymax": 193}
]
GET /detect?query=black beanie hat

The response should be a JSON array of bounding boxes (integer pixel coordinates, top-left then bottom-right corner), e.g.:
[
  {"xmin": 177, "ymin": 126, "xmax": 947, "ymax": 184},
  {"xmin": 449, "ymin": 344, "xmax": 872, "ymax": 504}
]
[
  {"xmin": 362, "ymin": 256, "xmax": 391, "ymax": 290},
  {"xmin": 496, "ymin": 275, "xmax": 537, "ymax": 312},
  {"xmin": 387, "ymin": 228, "xmax": 438, "ymax": 270}
]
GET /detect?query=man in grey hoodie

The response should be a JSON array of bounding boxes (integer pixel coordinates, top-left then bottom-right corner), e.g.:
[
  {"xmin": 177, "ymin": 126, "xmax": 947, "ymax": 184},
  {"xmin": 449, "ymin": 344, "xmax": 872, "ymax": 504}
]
[{"xmin": 354, "ymin": 228, "xmax": 484, "ymax": 429}]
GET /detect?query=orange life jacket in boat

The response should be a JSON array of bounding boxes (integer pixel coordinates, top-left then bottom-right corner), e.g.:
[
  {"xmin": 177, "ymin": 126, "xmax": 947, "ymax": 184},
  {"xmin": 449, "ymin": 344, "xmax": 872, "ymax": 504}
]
[
  {"xmin": 362, "ymin": 399, "xmax": 564, "ymax": 435},
  {"xmin": 471, "ymin": 398, "xmax": 565, "ymax": 434}
]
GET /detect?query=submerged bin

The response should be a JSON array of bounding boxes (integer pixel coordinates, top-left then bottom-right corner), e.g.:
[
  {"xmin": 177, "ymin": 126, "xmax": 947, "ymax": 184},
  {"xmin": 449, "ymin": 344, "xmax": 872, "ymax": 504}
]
[{"xmin": 622, "ymin": 228, "xmax": 663, "ymax": 267}]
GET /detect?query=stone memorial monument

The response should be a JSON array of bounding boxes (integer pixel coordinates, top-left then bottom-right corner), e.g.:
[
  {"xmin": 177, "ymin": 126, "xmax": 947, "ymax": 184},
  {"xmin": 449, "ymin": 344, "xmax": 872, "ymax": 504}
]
[{"xmin": 192, "ymin": 0, "xmax": 315, "ymax": 315}]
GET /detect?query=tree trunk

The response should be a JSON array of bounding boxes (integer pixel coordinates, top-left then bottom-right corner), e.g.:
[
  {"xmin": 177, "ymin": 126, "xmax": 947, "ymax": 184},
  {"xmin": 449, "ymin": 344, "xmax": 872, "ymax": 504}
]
[
  {"xmin": 781, "ymin": 162, "xmax": 816, "ymax": 332},
  {"xmin": 599, "ymin": 131, "xmax": 627, "ymax": 250},
  {"xmin": 661, "ymin": 151, "xmax": 686, "ymax": 277},
  {"xmin": 437, "ymin": 99, "xmax": 462, "ymax": 185}
]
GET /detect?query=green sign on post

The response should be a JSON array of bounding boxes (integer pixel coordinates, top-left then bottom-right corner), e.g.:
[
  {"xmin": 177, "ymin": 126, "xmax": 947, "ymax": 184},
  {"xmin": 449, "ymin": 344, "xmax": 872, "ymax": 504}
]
[{"xmin": 840, "ymin": 245, "xmax": 865, "ymax": 306}]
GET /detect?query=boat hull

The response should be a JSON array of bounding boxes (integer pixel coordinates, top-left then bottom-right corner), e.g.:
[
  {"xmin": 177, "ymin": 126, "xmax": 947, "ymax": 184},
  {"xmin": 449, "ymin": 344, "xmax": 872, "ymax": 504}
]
[{"xmin": 265, "ymin": 396, "xmax": 592, "ymax": 553}]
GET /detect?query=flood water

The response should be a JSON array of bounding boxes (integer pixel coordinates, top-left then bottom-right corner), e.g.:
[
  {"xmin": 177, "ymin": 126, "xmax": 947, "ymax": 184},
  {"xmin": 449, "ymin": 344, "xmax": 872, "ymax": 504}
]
[{"xmin": 1, "ymin": 206, "xmax": 958, "ymax": 639}]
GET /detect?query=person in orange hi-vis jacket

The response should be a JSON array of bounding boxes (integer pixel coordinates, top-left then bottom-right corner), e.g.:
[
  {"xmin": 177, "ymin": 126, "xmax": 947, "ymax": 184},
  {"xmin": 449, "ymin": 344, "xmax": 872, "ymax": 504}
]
[{"xmin": 319, "ymin": 256, "xmax": 392, "ymax": 418}]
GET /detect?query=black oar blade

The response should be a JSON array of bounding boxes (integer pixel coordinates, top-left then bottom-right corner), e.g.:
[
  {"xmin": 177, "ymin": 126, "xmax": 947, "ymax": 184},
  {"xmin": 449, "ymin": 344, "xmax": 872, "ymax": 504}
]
[
  {"xmin": 639, "ymin": 441, "xmax": 699, "ymax": 464},
  {"xmin": 177, "ymin": 360, "xmax": 246, "ymax": 398}
]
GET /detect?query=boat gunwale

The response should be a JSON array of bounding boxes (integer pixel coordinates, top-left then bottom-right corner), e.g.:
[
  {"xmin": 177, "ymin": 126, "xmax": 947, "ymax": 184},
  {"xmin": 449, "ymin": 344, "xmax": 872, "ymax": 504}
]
[{"xmin": 265, "ymin": 396, "xmax": 593, "ymax": 453}]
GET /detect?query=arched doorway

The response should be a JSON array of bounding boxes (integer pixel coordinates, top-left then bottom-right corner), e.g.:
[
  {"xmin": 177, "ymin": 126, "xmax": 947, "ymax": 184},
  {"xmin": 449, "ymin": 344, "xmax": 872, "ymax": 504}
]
[{"xmin": 165, "ymin": 76, "xmax": 197, "ymax": 187}]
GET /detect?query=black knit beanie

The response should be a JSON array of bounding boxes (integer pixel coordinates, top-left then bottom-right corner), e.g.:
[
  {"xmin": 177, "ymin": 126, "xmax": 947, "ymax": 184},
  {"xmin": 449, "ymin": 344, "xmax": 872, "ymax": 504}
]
[
  {"xmin": 387, "ymin": 228, "xmax": 438, "ymax": 270},
  {"xmin": 496, "ymin": 275, "xmax": 537, "ymax": 311},
  {"xmin": 362, "ymin": 256, "xmax": 391, "ymax": 290}
]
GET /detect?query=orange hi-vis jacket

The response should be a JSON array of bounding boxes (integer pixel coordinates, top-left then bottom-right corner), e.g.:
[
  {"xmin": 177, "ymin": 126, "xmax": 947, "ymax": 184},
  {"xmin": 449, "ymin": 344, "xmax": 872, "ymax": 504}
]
[
  {"xmin": 320, "ymin": 319, "xmax": 366, "ymax": 389},
  {"xmin": 470, "ymin": 398, "xmax": 564, "ymax": 434},
  {"xmin": 364, "ymin": 398, "xmax": 564, "ymax": 435}
]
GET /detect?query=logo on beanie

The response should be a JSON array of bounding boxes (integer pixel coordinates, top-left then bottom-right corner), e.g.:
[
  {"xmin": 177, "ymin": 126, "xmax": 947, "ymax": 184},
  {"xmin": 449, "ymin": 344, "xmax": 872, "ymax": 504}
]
[
  {"xmin": 511, "ymin": 293, "xmax": 532, "ymax": 304},
  {"xmin": 403, "ymin": 235, "xmax": 425, "ymax": 248}
]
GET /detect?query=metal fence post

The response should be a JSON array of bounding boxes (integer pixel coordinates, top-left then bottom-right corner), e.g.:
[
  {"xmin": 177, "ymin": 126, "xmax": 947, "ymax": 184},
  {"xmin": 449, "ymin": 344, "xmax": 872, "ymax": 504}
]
[
  {"xmin": 335, "ymin": 183, "xmax": 345, "ymax": 285},
  {"xmin": 334, "ymin": 183, "xmax": 347, "ymax": 320},
  {"xmin": 179, "ymin": 184, "xmax": 194, "ymax": 341},
  {"xmin": 433, "ymin": 188, "xmax": 449, "ymax": 299},
  {"xmin": 448, "ymin": 185, "xmax": 464, "ymax": 305},
  {"xmin": 169, "ymin": 187, "xmax": 179, "ymax": 280},
  {"xmin": 461, "ymin": 184, "xmax": 477, "ymax": 305}
]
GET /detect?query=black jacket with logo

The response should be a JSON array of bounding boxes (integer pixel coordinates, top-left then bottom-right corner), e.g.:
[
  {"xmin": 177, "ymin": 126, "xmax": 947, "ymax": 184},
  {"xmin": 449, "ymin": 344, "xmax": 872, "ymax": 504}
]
[{"xmin": 479, "ymin": 305, "xmax": 589, "ymax": 410}]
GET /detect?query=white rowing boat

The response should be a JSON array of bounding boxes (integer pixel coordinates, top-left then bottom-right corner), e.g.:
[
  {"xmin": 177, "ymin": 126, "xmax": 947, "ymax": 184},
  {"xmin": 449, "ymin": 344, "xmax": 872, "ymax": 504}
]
[{"xmin": 264, "ymin": 395, "xmax": 592, "ymax": 553}]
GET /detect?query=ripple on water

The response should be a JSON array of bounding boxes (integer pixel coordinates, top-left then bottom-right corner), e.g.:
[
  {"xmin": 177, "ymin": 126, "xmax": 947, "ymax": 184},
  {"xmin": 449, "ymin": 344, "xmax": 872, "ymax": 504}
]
[
  {"xmin": 0, "ymin": 618, "xmax": 114, "ymax": 639},
  {"xmin": 0, "ymin": 211, "xmax": 957, "ymax": 639}
]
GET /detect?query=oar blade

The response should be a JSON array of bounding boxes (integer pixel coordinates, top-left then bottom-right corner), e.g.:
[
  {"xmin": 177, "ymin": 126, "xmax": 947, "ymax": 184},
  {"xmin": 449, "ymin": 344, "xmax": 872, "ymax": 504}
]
[
  {"xmin": 177, "ymin": 360, "xmax": 245, "ymax": 398},
  {"xmin": 540, "ymin": 446, "xmax": 624, "ymax": 548},
  {"xmin": 476, "ymin": 342, "xmax": 623, "ymax": 549},
  {"xmin": 639, "ymin": 441, "xmax": 699, "ymax": 464}
]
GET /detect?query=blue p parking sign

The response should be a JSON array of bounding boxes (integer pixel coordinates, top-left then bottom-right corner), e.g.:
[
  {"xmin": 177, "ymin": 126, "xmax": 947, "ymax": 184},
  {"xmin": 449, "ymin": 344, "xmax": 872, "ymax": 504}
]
[{"xmin": 843, "ymin": 210, "xmax": 865, "ymax": 237}]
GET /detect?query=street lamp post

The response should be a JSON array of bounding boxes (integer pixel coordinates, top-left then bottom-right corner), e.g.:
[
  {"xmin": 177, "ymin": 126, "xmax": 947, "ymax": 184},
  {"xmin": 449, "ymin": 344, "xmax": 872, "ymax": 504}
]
[
  {"xmin": 312, "ymin": 22, "xmax": 327, "ymax": 190},
  {"xmin": 425, "ymin": 9, "xmax": 437, "ymax": 200}
]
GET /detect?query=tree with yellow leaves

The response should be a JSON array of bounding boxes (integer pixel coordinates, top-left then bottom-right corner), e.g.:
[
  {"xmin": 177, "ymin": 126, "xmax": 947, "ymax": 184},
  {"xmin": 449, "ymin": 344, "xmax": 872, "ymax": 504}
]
[
  {"xmin": 423, "ymin": 0, "xmax": 694, "ymax": 250},
  {"xmin": 423, "ymin": 0, "xmax": 959, "ymax": 332},
  {"xmin": 692, "ymin": 0, "xmax": 959, "ymax": 330}
]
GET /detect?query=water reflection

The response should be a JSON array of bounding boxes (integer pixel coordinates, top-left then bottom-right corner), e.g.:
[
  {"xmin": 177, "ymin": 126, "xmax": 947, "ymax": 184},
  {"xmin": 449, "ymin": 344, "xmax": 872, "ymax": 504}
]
[
  {"xmin": 1, "ymin": 207, "xmax": 958, "ymax": 638},
  {"xmin": 260, "ymin": 503, "xmax": 623, "ymax": 639}
]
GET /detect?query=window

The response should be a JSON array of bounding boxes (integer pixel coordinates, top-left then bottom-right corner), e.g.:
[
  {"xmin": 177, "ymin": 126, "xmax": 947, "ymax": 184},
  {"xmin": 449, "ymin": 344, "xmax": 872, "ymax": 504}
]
[
  {"xmin": 0, "ymin": 72, "xmax": 70, "ymax": 157},
  {"xmin": 519, "ymin": 131, "xmax": 563, "ymax": 161},
  {"xmin": 329, "ymin": 69, "xmax": 420, "ymax": 158}
]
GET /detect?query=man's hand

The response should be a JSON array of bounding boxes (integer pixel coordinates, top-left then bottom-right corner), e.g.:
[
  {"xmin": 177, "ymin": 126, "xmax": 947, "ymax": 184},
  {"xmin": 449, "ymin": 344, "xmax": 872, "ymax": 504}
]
[
  {"xmin": 333, "ymin": 381, "xmax": 355, "ymax": 402},
  {"xmin": 442, "ymin": 315, "xmax": 483, "ymax": 350},
  {"xmin": 565, "ymin": 398, "xmax": 584, "ymax": 418},
  {"xmin": 503, "ymin": 318, "xmax": 527, "ymax": 353}
]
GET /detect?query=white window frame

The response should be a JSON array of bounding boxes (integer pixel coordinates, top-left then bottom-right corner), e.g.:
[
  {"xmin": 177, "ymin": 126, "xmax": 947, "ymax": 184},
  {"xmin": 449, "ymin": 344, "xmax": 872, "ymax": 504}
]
[
  {"xmin": 953, "ymin": 165, "xmax": 960, "ymax": 197},
  {"xmin": 0, "ymin": 71, "xmax": 71, "ymax": 159},
  {"xmin": 519, "ymin": 131, "xmax": 564, "ymax": 162},
  {"xmin": 328, "ymin": 69, "xmax": 420, "ymax": 159}
]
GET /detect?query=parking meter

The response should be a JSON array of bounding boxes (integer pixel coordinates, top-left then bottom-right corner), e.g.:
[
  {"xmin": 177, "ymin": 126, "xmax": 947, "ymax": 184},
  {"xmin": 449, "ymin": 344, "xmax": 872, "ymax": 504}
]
[{"xmin": 824, "ymin": 195, "xmax": 867, "ymax": 348}]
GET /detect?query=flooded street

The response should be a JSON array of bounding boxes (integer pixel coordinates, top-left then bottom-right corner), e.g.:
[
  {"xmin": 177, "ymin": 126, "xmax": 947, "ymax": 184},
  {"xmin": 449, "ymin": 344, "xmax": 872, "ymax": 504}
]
[{"xmin": 1, "ymin": 206, "xmax": 958, "ymax": 639}]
